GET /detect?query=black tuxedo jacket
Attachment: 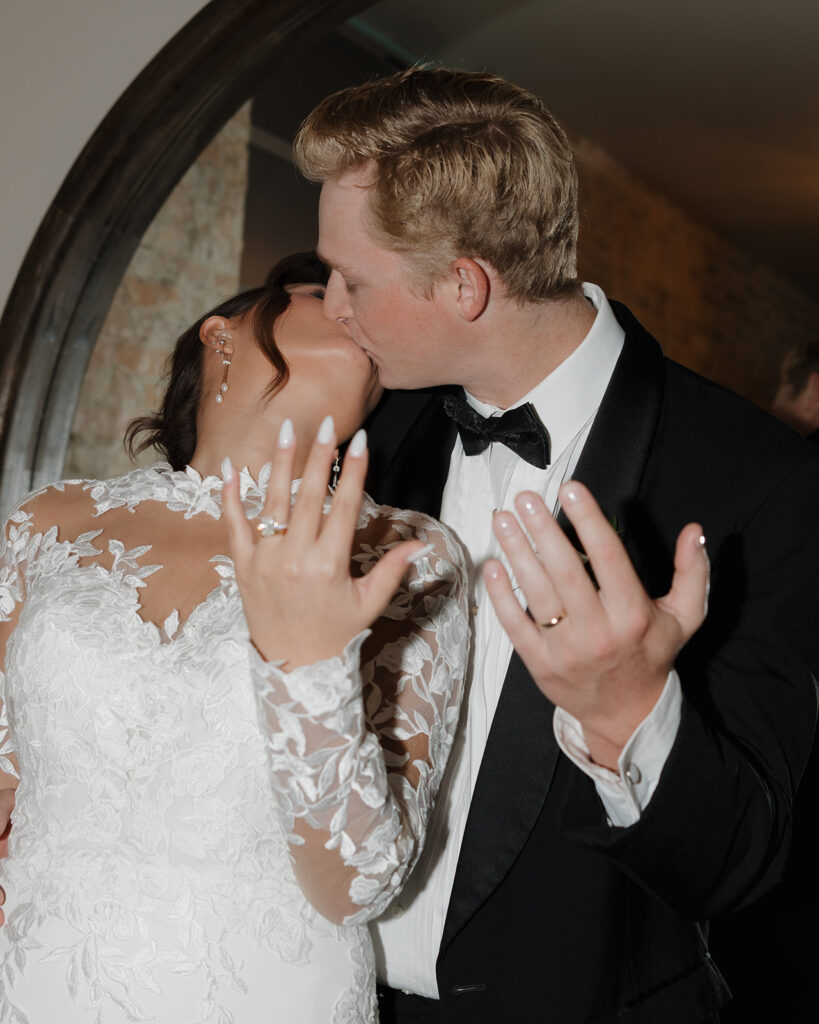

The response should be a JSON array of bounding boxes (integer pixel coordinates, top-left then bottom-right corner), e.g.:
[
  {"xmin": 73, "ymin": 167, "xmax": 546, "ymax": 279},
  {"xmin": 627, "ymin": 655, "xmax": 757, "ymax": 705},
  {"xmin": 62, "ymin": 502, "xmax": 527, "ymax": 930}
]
[{"xmin": 366, "ymin": 303, "xmax": 819, "ymax": 1024}]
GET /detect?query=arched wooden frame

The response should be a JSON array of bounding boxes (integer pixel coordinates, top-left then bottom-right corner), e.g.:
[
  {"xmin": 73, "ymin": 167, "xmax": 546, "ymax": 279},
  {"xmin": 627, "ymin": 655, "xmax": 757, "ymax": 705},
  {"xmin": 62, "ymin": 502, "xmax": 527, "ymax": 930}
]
[{"xmin": 0, "ymin": 0, "xmax": 372, "ymax": 515}]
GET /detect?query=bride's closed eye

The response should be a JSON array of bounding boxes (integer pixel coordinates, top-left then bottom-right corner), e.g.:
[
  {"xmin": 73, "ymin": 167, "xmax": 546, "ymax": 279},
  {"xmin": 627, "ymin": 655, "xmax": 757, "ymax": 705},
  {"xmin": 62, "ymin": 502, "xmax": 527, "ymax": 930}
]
[{"xmin": 284, "ymin": 283, "xmax": 326, "ymax": 300}]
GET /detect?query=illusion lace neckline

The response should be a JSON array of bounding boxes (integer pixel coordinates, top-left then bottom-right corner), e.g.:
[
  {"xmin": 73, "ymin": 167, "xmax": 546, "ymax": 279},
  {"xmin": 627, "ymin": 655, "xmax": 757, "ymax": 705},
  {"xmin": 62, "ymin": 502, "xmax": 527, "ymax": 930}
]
[{"xmin": 87, "ymin": 461, "xmax": 275, "ymax": 520}]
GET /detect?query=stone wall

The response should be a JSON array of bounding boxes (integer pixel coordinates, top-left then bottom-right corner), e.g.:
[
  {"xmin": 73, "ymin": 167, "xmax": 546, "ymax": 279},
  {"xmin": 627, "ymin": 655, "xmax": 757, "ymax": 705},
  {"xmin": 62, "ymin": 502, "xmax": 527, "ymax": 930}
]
[
  {"xmin": 573, "ymin": 135, "xmax": 818, "ymax": 409},
  {"xmin": 65, "ymin": 103, "xmax": 251, "ymax": 480}
]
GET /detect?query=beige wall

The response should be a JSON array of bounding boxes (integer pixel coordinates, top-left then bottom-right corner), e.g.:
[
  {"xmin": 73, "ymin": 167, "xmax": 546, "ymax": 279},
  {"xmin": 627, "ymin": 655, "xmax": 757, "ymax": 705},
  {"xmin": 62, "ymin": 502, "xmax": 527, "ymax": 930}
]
[
  {"xmin": 0, "ymin": 0, "xmax": 208, "ymax": 318},
  {"xmin": 65, "ymin": 105, "xmax": 251, "ymax": 481}
]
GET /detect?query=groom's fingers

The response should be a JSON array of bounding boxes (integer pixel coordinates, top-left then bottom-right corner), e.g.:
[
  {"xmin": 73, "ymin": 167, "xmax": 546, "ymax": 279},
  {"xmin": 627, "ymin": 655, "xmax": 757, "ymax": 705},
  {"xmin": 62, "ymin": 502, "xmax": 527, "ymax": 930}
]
[
  {"xmin": 513, "ymin": 490, "xmax": 602, "ymax": 628},
  {"xmin": 657, "ymin": 523, "xmax": 710, "ymax": 640},
  {"xmin": 554, "ymin": 482, "xmax": 643, "ymax": 615},
  {"xmin": 491, "ymin": 511, "xmax": 563, "ymax": 625},
  {"xmin": 483, "ymin": 558, "xmax": 543, "ymax": 664}
]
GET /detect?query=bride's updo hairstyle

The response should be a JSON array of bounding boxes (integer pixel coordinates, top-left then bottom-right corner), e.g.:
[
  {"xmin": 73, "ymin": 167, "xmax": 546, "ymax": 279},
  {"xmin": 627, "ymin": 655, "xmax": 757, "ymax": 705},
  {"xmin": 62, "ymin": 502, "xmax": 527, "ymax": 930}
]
[{"xmin": 125, "ymin": 252, "xmax": 328, "ymax": 470}]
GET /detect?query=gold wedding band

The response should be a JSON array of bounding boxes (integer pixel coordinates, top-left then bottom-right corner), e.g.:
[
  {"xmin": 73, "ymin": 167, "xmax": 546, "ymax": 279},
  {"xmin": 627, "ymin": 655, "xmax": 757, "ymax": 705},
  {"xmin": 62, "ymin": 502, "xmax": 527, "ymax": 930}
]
[
  {"xmin": 256, "ymin": 516, "xmax": 288, "ymax": 537},
  {"xmin": 540, "ymin": 612, "xmax": 567, "ymax": 628}
]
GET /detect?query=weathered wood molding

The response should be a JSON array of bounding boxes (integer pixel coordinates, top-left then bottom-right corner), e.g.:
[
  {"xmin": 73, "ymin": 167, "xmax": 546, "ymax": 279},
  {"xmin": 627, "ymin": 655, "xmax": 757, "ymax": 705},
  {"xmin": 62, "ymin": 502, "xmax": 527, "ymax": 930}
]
[{"xmin": 0, "ymin": 0, "xmax": 370, "ymax": 517}]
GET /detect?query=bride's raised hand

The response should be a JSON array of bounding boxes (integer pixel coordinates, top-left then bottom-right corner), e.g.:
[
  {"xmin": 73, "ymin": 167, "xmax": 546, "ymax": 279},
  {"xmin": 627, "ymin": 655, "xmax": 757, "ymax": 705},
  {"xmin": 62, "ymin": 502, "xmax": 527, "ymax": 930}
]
[
  {"xmin": 0, "ymin": 787, "xmax": 12, "ymax": 927},
  {"xmin": 222, "ymin": 416, "xmax": 428, "ymax": 669}
]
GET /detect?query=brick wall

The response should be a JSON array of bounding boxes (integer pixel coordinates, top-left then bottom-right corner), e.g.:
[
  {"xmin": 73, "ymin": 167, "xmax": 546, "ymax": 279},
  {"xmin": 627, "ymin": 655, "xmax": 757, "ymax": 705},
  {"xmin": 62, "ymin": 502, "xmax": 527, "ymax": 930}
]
[
  {"xmin": 65, "ymin": 104, "xmax": 251, "ymax": 480},
  {"xmin": 574, "ymin": 135, "xmax": 819, "ymax": 409}
]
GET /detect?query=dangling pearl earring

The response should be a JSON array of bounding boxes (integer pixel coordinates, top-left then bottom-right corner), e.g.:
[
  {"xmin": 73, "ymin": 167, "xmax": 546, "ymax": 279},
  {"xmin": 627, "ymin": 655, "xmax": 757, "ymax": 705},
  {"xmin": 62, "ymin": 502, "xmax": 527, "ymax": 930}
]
[{"xmin": 215, "ymin": 332, "xmax": 234, "ymax": 404}]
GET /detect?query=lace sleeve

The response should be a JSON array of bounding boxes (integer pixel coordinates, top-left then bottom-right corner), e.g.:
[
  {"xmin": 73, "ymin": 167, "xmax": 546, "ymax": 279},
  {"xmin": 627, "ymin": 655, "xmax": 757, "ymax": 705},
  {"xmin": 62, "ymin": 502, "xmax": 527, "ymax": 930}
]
[
  {"xmin": 0, "ymin": 687, "xmax": 14, "ymax": 785},
  {"xmin": 249, "ymin": 504, "xmax": 469, "ymax": 925},
  {"xmin": 0, "ymin": 499, "xmax": 37, "ymax": 784}
]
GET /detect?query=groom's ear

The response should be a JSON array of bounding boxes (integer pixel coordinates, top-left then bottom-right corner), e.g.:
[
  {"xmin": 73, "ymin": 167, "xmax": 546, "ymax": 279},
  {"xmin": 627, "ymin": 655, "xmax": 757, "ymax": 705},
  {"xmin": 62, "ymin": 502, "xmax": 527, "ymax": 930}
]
[{"xmin": 451, "ymin": 257, "xmax": 490, "ymax": 322}]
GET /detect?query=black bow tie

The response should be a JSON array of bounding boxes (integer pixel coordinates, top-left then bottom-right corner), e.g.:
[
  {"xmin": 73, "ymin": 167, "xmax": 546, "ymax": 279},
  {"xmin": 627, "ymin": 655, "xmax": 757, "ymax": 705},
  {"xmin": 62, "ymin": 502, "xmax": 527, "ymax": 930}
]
[{"xmin": 442, "ymin": 394, "xmax": 551, "ymax": 469}]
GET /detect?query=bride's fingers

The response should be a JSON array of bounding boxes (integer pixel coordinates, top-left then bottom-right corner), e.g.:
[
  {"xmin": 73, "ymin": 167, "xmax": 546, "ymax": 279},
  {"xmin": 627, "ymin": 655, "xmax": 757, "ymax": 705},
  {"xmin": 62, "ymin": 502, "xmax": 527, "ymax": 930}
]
[
  {"xmin": 259, "ymin": 418, "xmax": 297, "ymax": 531},
  {"xmin": 287, "ymin": 415, "xmax": 336, "ymax": 548},
  {"xmin": 356, "ymin": 539, "xmax": 428, "ymax": 622},
  {"xmin": 323, "ymin": 429, "xmax": 368, "ymax": 556},
  {"xmin": 221, "ymin": 458, "xmax": 256, "ymax": 573}
]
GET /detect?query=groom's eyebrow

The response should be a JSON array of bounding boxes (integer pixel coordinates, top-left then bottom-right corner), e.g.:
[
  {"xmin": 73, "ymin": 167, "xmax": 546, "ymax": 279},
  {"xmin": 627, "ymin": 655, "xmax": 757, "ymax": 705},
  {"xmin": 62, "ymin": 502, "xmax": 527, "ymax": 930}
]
[{"xmin": 316, "ymin": 248, "xmax": 354, "ymax": 276}]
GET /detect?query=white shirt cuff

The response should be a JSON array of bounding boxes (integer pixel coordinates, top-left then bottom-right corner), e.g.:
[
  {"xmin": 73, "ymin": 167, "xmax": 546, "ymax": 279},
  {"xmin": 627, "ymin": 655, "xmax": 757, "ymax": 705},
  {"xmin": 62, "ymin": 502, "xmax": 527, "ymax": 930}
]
[{"xmin": 553, "ymin": 670, "xmax": 682, "ymax": 827}]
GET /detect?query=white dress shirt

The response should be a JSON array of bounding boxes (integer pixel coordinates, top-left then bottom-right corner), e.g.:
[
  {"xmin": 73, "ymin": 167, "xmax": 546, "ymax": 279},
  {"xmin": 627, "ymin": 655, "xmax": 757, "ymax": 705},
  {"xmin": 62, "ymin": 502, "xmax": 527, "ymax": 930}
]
[{"xmin": 372, "ymin": 284, "xmax": 682, "ymax": 997}]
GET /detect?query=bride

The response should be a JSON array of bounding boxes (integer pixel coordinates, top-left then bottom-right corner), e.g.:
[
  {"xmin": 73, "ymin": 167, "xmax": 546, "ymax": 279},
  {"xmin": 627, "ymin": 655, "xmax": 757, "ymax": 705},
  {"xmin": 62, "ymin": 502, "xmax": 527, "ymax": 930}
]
[{"xmin": 0, "ymin": 253, "xmax": 469, "ymax": 1022}]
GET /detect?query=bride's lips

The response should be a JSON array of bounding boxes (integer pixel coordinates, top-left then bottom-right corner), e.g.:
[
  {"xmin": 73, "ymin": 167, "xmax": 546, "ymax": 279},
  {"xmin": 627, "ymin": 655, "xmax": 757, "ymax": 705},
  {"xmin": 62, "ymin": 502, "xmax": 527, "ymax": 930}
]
[{"xmin": 352, "ymin": 339, "xmax": 377, "ymax": 371}]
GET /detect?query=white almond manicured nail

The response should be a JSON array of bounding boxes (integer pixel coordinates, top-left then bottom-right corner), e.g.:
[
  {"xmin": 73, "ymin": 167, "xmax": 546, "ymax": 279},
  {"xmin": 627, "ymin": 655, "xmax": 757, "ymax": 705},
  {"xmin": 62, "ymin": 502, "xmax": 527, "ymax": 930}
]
[
  {"xmin": 221, "ymin": 456, "xmax": 233, "ymax": 483},
  {"xmin": 406, "ymin": 543, "xmax": 434, "ymax": 564},
  {"xmin": 349, "ymin": 428, "xmax": 367, "ymax": 458},
  {"xmin": 278, "ymin": 418, "xmax": 295, "ymax": 449},
  {"xmin": 317, "ymin": 415, "xmax": 334, "ymax": 445}
]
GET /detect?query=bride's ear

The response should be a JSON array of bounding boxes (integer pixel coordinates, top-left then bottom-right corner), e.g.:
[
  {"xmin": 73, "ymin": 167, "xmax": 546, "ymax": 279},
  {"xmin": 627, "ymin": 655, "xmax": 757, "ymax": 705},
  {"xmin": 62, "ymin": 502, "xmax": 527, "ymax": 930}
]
[{"xmin": 199, "ymin": 316, "xmax": 233, "ymax": 352}]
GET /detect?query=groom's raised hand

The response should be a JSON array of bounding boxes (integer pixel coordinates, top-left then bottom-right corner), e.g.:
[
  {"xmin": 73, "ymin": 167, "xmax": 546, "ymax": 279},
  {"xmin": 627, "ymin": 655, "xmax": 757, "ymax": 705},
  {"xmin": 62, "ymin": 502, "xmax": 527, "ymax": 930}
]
[{"xmin": 483, "ymin": 481, "xmax": 709, "ymax": 770}]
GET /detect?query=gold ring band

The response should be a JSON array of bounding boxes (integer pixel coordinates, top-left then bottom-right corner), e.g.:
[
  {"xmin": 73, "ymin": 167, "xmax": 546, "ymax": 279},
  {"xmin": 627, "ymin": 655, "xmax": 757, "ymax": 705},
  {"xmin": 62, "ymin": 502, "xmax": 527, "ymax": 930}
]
[{"xmin": 540, "ymin": 612, "xmax": 567, "ymax": 628}]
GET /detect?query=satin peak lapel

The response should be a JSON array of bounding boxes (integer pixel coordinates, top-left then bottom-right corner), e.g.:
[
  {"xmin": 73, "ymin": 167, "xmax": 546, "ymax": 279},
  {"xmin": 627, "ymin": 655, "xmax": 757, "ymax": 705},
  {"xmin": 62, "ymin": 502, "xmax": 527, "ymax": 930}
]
[
  {"xmin": 440, "ymin": 650, "xmax": 558, "ymax": 953},
  {"xmin": 557, "ymin": 304, "xmax": 665, "ymax": 552}
]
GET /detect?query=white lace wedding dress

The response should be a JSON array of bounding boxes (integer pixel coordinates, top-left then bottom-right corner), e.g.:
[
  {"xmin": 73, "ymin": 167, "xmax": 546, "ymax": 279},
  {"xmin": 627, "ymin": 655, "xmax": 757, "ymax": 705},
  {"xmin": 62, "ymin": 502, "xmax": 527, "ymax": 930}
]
[{"xmin": 0, "ymin": 463, "xmax": 468, "ymax": 1024}]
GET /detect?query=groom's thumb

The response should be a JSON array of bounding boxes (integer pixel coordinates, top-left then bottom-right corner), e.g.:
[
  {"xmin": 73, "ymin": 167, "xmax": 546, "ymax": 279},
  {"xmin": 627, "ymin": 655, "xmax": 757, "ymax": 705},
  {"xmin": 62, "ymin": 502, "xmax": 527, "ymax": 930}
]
[{"xmin": 658, "ymin": 523, "xmax": 710, "ymax": 640}]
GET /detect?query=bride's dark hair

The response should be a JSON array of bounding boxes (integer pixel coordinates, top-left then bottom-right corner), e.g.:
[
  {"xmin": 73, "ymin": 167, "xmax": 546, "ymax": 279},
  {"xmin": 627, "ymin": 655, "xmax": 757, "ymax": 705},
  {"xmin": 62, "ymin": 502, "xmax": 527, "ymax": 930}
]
[{"xmin": 125, "ymin": 252, "xmax": 329, "ymax": 470}]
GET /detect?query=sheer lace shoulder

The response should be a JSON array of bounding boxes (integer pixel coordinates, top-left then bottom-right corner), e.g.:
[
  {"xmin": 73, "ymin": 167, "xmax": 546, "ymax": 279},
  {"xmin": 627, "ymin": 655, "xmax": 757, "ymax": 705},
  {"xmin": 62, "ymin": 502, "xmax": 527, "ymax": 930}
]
[
  {"xmin": 1, "ymin": 479, "xmax": 98, "ymax": 784},
  {"xmin": 1, "ymin": 479, "xmax": 98, "ymax": 613},
  {"xmin": 250, "ymin": 493, "xmax": 470, "ymax": 925}
]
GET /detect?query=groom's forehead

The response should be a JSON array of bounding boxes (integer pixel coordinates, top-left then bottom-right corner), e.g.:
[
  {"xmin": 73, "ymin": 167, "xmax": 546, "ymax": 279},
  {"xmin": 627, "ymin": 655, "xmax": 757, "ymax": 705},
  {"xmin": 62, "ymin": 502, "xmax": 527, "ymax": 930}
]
[
  {"xmin": 318, "ymin": 184, "xmax": 367, "ymax": 258},
  {"xmin": 318, "ymin": 226, "xmax": 405, "ymax": 282},
  {"xmin": 317, "ymin": 171, "xmax": 420, "ymax": 282}
]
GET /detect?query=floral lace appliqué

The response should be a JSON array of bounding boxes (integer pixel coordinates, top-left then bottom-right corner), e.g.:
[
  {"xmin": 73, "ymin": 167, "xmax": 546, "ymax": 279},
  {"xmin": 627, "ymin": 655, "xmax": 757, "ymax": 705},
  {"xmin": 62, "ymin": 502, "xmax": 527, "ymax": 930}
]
[{"xmin": 0, "ymin": 464, "xmax": 469, "ymax": 1023}]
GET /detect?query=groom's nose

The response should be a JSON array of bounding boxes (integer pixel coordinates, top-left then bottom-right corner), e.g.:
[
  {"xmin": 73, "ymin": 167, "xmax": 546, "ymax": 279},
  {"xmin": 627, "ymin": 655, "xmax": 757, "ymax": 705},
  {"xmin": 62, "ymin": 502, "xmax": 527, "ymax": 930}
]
[{"xmin": 322, "ymin": 269, "xmax": 353, "ymax": 323}]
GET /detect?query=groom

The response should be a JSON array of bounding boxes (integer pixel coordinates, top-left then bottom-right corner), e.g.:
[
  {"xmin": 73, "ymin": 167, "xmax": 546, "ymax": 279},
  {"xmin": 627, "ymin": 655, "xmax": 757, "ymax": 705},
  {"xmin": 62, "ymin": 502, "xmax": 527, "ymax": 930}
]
[{"xmin": 296, "ymin": 68, "xmax": 819, "ymax": 1023}]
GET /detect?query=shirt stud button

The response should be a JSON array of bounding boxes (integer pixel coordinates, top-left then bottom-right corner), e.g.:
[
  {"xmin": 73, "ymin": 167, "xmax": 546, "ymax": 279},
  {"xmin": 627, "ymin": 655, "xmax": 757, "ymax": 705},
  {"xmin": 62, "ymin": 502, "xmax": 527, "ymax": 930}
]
[{"xmin": 625, "ymin": 762, "xmax": 642, "ymax": 785}]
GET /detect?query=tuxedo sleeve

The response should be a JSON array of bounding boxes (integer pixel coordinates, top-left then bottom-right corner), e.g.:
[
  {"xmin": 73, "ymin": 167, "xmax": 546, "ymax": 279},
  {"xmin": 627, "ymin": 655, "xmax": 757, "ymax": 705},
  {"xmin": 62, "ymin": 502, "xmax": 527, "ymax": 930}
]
[{"xmin": 555, "ymin": 450, "xmax": 819, "ymax": 920}]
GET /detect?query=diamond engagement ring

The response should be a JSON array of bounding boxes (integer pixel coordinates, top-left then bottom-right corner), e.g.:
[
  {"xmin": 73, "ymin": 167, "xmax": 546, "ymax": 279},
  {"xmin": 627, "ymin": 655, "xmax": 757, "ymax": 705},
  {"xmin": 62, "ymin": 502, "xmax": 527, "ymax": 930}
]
[
  {"xmin": 540, "ymin": 611, "xmax": 567, "ymax": 628},
  {"xmin": 256, "ymin": 516, "xmax": 288, "ymax": 537}
]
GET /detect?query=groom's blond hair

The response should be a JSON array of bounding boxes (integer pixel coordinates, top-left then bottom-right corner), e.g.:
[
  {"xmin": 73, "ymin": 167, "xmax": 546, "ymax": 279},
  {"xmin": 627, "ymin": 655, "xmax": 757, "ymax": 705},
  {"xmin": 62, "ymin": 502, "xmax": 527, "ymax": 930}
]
[{"xmin": 294, "ymin": 67, "xmax": 579, "ymax": 301}]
